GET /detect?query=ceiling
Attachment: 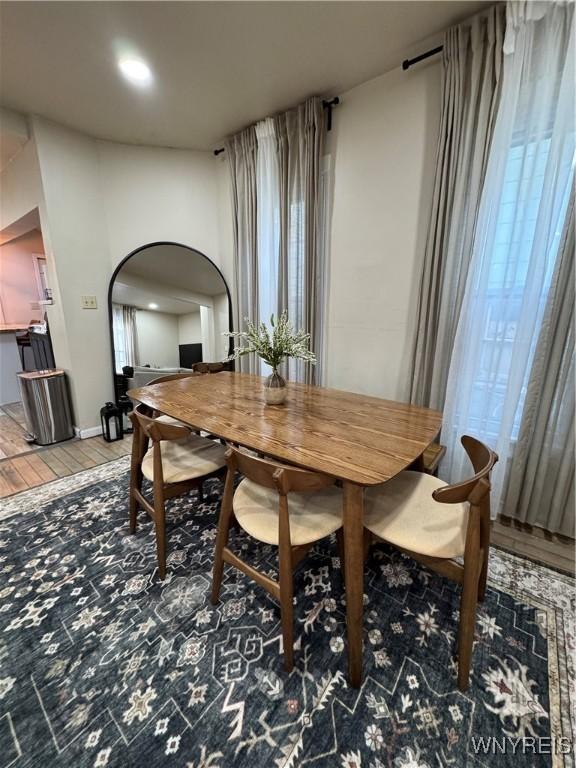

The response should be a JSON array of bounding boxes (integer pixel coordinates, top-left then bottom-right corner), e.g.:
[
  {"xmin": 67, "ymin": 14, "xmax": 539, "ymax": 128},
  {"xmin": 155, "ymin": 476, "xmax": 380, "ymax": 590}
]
[
  {"xmin": 0, "ymin": 1, "xmax": 488, "ymax": 151},
  {"xmin": 0, "ymin": 209, "xmax": 40, "ymax": 245},
  {"xmin": 112, "ymin": 280, "xmax": 203, "ymax": 315}
]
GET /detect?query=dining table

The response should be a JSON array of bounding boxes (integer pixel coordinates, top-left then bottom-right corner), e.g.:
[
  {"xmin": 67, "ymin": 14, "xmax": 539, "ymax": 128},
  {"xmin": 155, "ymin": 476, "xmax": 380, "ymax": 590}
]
[{"xmin": 128, "ymin": 371, "xmax": 443, "ymax": 688}]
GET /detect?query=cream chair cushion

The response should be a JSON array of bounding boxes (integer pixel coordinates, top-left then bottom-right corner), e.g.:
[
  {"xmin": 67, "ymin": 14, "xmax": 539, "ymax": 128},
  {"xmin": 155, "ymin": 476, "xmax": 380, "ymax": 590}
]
[
  {"xmin": 364, "ymin": 471, "xmax": 468, "ymax": 558},
  {"xmin": 142, "ymin": 433, "xmax": 226, "ymax": 484},
  {"xmin": 233, "ymin": 479, "xmax": 343, "ymax": 546}
]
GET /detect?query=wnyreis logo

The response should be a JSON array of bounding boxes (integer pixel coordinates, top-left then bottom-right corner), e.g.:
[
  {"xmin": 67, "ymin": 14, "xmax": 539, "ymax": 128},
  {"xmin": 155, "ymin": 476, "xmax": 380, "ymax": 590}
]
[{"xmin": 471, "ymin": 736, "xmax": 574, "ymax": 755}]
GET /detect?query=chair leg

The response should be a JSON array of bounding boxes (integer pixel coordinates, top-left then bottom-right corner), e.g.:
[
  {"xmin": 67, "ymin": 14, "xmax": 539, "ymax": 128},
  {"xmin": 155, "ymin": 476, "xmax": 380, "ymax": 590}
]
[
  {"xmin": 129, "ymin": 466, "xmax": 143, "ymax": 534},
  {"xmin": 211, "ymin": 469, "xmax": 236, "ymax": 605},
  {"xmin": 458, "ymin": 559, "xmax": 480, "ymax": 691},
  {"xmin": 279, "ymin": 547, "xmax": 294, "ymax": 672},
  {"xmin": 128, "ymin": 430, "xmax": 145, "ymax": 534},
  {"xmin": 211, "ymin": 533, "xmax": 227, "ymax": 606},
  {"xmin": 336, "ymin": 528, "xmax": 346, "ymax": 576},
  {"xmin": 478, "ymin": 547, "xmax": 489, "ymax": 603},
  {"xmin": 154, "ymin": 512, "xmax": 167, "ymax": 580},
  {"xmin": 129, "ymin": 485, "xmax": 140, "ymax": 534},
  {"xmin": 153, "ymin": 483, "xmax": 167, "ymax": 580},
  {"xmin": 478, "ymin": 514, "xmax": 491, "ymax": 603}
]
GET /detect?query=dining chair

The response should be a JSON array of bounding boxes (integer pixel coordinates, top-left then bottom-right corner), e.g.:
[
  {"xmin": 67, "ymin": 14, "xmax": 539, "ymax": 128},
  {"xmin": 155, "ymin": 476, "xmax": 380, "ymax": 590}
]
[
  {"xmin": 146, "ymin": 371, "xmax": 223, "ymax": 447},
  {"xmin": 363, "ymin": 435, "xmax": 497, "ymax": 690},
  {"xmin": 192, "ymin": 362, "xmax": 231, "ymax": 374},
  {"xmin": 145, "ymin": 371, "xmax": 203, "ymax": 428},
  {"xmin": 211, "ymin": 446, "xmax": 343, "ymax": 671},
  {"xmin": 129, "ymin": 402, "xmax": 227, "ymax": 579}
]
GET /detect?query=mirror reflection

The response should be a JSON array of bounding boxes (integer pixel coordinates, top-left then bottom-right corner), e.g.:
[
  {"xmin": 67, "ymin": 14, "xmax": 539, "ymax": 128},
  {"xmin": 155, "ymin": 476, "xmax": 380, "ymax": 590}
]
[{"xmin": 109, "ymin": 243, "xmax": 232, "ymax": 394}]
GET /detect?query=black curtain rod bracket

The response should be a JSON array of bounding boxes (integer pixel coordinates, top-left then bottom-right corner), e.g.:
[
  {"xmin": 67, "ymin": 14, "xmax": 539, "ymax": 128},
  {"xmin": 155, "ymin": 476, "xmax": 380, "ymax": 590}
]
[
  {"xmin": 213, "ymin": 96, "xmax": 340, "ymax": 154},
  {"xmin": 402, "ymin": 45, "xmax": 443, "ymax": 71},
  {"xmin": 322, "ymin": 96, "xmax": 340, "ymax": 131}
]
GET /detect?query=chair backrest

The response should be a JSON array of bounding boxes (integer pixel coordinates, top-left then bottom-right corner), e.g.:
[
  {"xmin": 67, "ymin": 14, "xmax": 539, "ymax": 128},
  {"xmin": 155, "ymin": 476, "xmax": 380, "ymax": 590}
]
[
  {"xmin": 432, "ymin": 435, "xmax": 498, "ymax": 507},
  {"xmin": 225, "ymin": 444, "xmax": 335, "ymax": 495},
  {"xmin": 223, "ymin": 445, "xmax": 336, "ymax": 550},
  {"xmin": 147, "ymin": 371, "xmax": 203, "ymax": 386},
  {"xmin": 129, "ymin": 402, "xmax": 189, "ymax": 443},
  {"xmin": 192, "ymin": 362, "xmax": 229, "ymax": 374}
]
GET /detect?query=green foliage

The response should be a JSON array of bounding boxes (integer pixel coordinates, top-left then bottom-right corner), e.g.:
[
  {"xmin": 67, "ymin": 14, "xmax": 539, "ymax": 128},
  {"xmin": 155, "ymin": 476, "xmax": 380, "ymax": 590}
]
[{"xmin": 224, "ymin": 311, "xmax": 316, "ymax": 370}]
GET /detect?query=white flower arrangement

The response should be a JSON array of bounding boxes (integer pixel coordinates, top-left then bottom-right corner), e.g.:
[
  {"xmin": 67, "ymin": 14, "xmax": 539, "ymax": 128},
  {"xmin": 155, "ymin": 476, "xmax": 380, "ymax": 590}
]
[{"xmin": 224, "ymin": 311, "xmax": 316, "ymax": 372}]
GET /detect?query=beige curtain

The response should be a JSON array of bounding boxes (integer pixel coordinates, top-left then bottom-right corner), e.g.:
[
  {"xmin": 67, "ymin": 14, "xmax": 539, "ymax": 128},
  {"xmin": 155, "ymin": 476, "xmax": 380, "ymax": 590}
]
[
  {"xmin": 275, "ymin": 97, "xmax": 325, "ymax": 384},
  {"xmin": 226, "ymin": 127, "xmax": 259, "ymax": 374},
  {"xmin": 226, "ymin": 98, "xmax": 326, "ymax": 383},
  {"xmin": 122, "ymin": 305, "xmax": 138, "ymax": 367},
  {"xmin": 502, "ymin": 201, "xmax": 575, "ymax": 537},
  {"xmin": 409, "ymin": 5, "xmax": 505, "ymax": 408}
]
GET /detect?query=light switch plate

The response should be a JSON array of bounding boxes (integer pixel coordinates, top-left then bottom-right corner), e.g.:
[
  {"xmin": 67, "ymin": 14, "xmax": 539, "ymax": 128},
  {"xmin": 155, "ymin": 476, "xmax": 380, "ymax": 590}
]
[{"xmin": 81, "ymin": 295, "xmax": 98, "ymax": 309}]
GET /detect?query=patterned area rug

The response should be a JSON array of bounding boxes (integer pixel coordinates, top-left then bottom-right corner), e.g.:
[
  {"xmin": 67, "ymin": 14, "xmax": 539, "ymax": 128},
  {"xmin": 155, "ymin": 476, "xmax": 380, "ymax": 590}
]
[{"xmin": 0, "ymin": 459, "xmax": 574, "ymax": 768}]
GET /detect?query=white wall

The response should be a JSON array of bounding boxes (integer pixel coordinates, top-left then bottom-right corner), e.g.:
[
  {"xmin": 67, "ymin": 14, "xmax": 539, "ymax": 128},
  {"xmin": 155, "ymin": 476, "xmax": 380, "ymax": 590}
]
[
  {"xmin": 0, "ymin": 127, "xmax": 73, "ymax": 415},
  {"xmin": 136, "ymin": 310, "xmax": 179, "ymax": 368},
  {"xmin": 0, "ymin": 138, "xmax": 42, "ymax": 231},
  {"xmin": 178, "ymin": 311, "xmax": 202, "ymax": 345},
  {"xmin": 325, "ymin": 62, "xmax": 441, "ymax": 400},
  {"xmin": 32, "ymin": 118, "xmax": 111, "ymax": 431},
  {"xmin": 216, "ymin": 160, "xmax": 235, "ymax": 303},
  {"xmin": 30, "ymin": 116, "xmax": 227, "ymax": 431},
  {"xmin": 97, "ymin": 141, "xmax": 224, "ymax": 273},
  {"xmin": 213, "ymin": 292, "xmax": 230, "ymax": 361}
]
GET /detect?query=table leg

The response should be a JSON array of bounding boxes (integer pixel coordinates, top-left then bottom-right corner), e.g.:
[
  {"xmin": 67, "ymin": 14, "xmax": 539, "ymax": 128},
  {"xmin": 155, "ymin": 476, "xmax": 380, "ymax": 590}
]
[{"xmin": 342, "ymin": 481, "xmax": 365, "ymax": 688}]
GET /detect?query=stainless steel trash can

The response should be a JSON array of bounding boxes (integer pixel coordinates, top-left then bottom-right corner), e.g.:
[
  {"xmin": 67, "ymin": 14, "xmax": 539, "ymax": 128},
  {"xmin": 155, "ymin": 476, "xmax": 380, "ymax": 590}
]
[{"xmin": 17, "ymin": 369, "xmax": 74, "ymax": 445}]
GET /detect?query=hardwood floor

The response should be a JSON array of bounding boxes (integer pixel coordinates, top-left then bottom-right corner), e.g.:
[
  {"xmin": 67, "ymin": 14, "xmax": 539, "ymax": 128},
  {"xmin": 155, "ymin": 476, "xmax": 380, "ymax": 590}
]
[
  {"xmin": 0, "ymin": 414, "xmax": 131, "ymax": 498},
  {"xmin": 0, "ymin": 403, "xmax": 43, "ymax": 459},
  {"xmin": 492, "ymin": 519, "xmax": 575, "ymax": 574}
]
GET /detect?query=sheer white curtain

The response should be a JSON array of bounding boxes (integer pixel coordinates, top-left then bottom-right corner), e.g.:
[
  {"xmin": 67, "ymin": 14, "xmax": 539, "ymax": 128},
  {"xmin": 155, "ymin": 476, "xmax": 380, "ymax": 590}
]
[
  {"xmin": 441, "ymin": 1, "xmax": 575, "ymax": 517},
  {"xmin": 112, "ymin": 304, "xmax": 139, "ymax": 372},
  {"xmin": 255, "ymin": 118, "xmax": 281, "ymax": 376}
]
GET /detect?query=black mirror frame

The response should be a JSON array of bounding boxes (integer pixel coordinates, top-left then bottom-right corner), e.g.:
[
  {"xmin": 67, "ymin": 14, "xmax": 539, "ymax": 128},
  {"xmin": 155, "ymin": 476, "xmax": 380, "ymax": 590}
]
[{"xmin": 108, "ymin": 240, "xmax": 234, "ymax": 402}]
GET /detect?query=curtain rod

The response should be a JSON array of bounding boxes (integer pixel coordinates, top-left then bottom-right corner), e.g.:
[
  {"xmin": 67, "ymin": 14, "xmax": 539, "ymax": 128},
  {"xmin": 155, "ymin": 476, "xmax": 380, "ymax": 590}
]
[
  {"xmin": 402, "ymin": 45, "xmax": 443, "ymax": 71},
  {"xmin": 213, "ymin": 97, "xmax": 340, "ymax": 156}
]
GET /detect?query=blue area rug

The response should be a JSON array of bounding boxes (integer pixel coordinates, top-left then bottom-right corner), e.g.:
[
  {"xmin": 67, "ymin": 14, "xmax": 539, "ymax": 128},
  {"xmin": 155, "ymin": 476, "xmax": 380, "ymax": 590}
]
[{"xmin": 0, "ymin": 458, "xmax": 573, "ymax": 767}]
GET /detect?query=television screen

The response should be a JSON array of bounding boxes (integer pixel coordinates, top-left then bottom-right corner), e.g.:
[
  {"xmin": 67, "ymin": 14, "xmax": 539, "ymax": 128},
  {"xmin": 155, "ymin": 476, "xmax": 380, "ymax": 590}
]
[{"xmin": 179, "ymin": 343, "xmax": 203, "ymax": 368}]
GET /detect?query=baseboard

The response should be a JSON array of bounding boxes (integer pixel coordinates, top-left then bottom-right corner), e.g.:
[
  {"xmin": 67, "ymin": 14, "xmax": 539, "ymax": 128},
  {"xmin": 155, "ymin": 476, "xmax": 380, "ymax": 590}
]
[{"xmin": 74, "ymin": 425, "xmax": 103, "ymax": 440}]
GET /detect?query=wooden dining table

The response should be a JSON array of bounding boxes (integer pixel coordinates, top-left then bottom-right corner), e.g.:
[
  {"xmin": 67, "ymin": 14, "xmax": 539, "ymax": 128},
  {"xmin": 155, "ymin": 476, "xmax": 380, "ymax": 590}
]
[{"xmin": 128, "ymin": 371, "xmax": 443, "ymax": 687}]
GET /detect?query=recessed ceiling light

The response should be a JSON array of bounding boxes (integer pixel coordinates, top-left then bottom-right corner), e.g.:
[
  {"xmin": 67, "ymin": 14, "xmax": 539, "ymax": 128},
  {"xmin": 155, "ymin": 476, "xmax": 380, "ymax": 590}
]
[
  {"xmin": 148, "ymin": 302, "xmax": 158, "ymax": 310},
  {"xmin": 118, "ymin": 58, "xmax": 152, "ymax": 86}
]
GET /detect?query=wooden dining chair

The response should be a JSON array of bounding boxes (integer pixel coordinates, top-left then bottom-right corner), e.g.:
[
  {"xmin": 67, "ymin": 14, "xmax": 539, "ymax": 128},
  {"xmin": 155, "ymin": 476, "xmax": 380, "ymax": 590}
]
[
  {"xmin": 363, "ymin": 435, "xmax": 497, "ymax": 690},
  {"xmin": 144, "ymin": 371, "xmax": 203, "ymax": 428},
  {"xmin": 211, "ymin": 446, "xmax": 343, "ymax": 671},
  {"xmin": 129, "ymin": 402, "xmax": 227, "ymax": 579},
  {"xmin": 192, "ymin": 362, "xmax": 231, "ymax": 374},
  {"xmin": 145, "ymin": 372, "xmax": 221, "ymax": 445}
]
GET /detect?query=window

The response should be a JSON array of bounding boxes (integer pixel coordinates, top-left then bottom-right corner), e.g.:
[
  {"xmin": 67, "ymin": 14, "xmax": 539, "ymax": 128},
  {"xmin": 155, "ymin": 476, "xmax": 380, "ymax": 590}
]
[
  {"xmin": 112, "ymin": 304, "xmax": 128, "ymax": 372},
  {"xmin": 441, "ymin": 4, "xmax": 575, "ymax": 512}
]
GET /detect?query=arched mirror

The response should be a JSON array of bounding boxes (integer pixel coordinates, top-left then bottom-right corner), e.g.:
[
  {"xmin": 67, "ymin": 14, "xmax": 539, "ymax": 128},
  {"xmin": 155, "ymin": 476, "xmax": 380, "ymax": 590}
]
[{"xmin": 108, "ymin": 242, "xmax": 233, "ymax": 399}]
